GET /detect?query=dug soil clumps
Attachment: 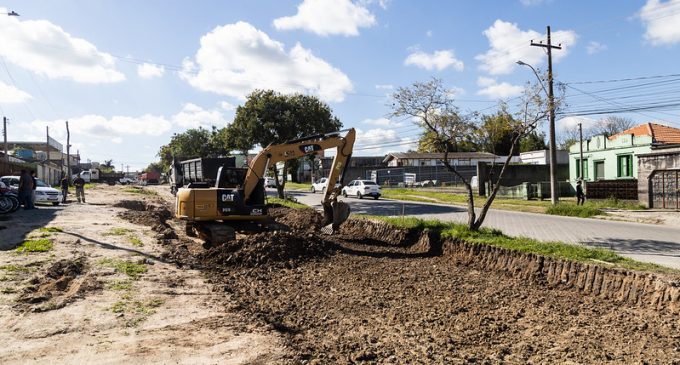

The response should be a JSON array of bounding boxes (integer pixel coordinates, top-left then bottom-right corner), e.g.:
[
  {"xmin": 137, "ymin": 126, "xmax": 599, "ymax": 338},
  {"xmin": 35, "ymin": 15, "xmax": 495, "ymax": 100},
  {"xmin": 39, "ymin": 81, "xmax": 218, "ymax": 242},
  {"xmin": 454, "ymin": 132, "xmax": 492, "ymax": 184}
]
[
  {"xmin": 17, "ymin": 258, "xmax": 101, "ymax": 311},
  {"xmin": 268, "ymin": 207, "xmax": 324, "ymax": 232},
  {"xmin": 198, "ymin": 231, "xmax": 334, "ymax": 269},
  {"xmin": 115, "ymin": 199, "xmax": 177, "ymax": 240}
]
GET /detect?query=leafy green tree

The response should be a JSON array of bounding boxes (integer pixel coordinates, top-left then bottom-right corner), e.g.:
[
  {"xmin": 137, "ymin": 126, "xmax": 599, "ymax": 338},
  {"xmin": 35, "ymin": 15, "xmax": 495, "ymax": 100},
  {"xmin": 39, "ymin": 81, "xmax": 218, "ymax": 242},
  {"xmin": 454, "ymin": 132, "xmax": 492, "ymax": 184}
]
[
  {"xmin": 227, "ymin": 90, "xmax": 342, "ymax": 198},
  {"xmin": 519, "ymin": 131, "xmax": 547, "ymax": 152},
  {"xmin": 145, "ymin": 161, "xmax": 165, "ymax": 174},
  {"xmin": 100, "ymin": 159, "xmax": 115, "ymax": 173},
  {"xmin": 477, "ymin": 111, "xmax": 517, "ymax": 155},
  {"xmin": 157, "ymin": 126, "xmax": 231, "ymax": 170}
]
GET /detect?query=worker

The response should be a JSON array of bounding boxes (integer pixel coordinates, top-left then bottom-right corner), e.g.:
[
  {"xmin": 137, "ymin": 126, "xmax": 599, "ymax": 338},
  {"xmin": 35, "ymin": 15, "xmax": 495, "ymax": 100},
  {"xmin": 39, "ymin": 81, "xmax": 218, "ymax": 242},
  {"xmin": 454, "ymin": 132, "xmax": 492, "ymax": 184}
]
[
  {"xmin": 73, "ymin": 175, "xmax": 86, "ymax": 203},
  {"xmin": 60, "ymin": 175, "xmax": 69, "ymax": 203},
  {"xmin": 576, "ymin": 180, "xmax": 585, "ymax": 206}
]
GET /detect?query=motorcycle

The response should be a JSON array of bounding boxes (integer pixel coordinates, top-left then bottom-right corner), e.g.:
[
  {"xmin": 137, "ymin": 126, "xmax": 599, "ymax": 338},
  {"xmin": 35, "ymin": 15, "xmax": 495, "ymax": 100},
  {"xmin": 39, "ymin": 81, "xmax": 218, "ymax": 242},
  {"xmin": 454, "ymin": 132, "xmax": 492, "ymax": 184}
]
[{"xmin": 0, "ymin": 183, "xmax": 19, "ymax": 214}]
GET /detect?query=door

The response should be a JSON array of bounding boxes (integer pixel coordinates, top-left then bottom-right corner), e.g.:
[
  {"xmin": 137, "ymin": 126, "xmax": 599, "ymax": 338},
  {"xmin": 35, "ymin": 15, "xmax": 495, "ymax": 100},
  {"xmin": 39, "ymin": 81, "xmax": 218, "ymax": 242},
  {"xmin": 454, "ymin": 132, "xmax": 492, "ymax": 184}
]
[
  {"xmin": 651, "ymin": 170, "xmax": 680, "ymax": 209},
  {"xmin": 594, "ymin": 161, "xmax": 605, "ymax": 180}
]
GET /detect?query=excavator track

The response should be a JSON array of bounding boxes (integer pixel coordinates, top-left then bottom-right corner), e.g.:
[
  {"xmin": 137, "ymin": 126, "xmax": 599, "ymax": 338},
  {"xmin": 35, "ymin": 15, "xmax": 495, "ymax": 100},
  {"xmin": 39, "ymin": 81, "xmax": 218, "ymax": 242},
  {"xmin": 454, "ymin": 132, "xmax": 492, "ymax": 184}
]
[{"xmin": 194, "ymin": 223, "xmax": 236, "ymax": 248}]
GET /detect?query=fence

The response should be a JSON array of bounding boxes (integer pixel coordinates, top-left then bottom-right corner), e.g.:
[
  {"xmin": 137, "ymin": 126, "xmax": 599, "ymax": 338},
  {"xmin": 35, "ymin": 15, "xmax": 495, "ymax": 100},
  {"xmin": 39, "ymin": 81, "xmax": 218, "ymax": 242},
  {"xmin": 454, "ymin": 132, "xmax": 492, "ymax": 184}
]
[
  {"xmin": 585, "ymin": 179, "xmax": 638, "ymax": 200},
  {"xmin": 494, "ymin": 181, "xmax": 576, "ymax": 200},
  {"xmin": 368, "ymin": 166, "xmax": 477, "ymax": 186}
]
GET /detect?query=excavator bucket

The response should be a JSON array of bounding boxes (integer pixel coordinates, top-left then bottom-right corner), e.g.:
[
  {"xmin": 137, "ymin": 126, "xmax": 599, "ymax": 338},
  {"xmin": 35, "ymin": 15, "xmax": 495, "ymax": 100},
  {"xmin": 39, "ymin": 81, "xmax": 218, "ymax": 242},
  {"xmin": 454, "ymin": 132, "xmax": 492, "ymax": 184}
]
[{"xmin": 321, "ymin": 201, "xmax": 350, "ymax": 234}]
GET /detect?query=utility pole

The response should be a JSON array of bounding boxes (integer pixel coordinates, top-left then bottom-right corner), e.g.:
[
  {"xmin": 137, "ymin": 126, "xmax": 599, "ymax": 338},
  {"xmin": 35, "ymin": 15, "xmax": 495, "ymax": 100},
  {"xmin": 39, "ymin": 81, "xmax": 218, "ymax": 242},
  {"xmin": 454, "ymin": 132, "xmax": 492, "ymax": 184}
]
[
  {"xmin": 66, "ymin": 121, "xmax": 71, "ymax": 182},
  {"xmin": 531, "ymin": 25, "xmax": 562, "ymax": 205},
  {"xmin": 578, "ymin": 122, "xmax": 584, "ymax": 180},
  {"xmin": 3, "ymin": 117, "xmax": 8, "ymax": 163},
  {"xmin": 46, "ymin": 126, "xmax": 50, "ymax": 183}
]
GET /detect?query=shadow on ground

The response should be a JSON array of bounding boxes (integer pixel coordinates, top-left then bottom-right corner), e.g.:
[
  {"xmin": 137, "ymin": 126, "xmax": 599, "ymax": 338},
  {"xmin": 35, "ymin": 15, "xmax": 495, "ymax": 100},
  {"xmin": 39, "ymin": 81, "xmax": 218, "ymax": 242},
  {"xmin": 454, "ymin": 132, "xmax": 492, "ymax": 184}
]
[{"xmin": 0, "ymin": 204, "xmax": 62, "ymax": 250}]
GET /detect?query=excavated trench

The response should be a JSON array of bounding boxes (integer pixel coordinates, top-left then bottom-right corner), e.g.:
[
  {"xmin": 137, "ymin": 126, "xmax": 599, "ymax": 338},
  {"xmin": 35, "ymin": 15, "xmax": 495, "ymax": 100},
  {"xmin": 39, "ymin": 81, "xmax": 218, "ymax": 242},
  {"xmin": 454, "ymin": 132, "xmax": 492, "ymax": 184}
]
[{"xmin": 117, "ymin": 201, "xmax": 680, "ymax": 363}]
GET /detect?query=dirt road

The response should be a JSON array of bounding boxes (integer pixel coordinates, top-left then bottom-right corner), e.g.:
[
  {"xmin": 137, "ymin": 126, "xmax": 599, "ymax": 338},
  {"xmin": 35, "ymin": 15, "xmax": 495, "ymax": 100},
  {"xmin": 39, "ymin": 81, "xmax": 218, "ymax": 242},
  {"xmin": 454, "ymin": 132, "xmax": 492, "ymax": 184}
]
[
  {"xmin": 0, "ymin": 185, "xmax": 283, "ymax": 364},
  {"xmin": 1, "ymin": 184, "xmax": 680, "ymax": 364}
]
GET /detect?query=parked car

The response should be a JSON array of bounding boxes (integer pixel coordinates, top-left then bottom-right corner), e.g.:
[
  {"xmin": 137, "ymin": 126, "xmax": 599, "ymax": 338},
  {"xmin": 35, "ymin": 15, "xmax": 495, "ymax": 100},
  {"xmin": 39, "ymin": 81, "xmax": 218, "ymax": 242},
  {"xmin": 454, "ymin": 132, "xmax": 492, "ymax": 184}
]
[
  {"xmin": 341, "ymin": 179, "xmax": 381, "ymax": 200},
  {"xmin": 310, "ymin": 177, "xmax": 341, "ymax": 193},
  {"xmin": 0, "ymin": 175, "xmax": 63, "ymax": 205},
  {"xmin": 118, "ymin": 177, "xmax": 135, "ymax": 185},
  {"xmin": 264, "ymin": 177, "xmax": 277, "ymax": 188}
]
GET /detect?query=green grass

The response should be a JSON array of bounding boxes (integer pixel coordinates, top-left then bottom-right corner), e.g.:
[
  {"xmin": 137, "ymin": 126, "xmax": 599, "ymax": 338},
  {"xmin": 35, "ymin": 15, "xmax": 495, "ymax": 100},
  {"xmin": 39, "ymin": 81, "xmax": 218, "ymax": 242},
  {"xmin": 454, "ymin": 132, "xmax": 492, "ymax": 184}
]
[
  {"xmin": 103, "ymin": 227, "xmax": 133, "ymax": 236},
  {"xmin": 267, "ymin": 197, "xmax": 310, "ymax": 210},
  {"xmin": 39, "ymin": 227, "xmax": 63, "ymax": 233},
  {"xmin": 106, "ymin": 279, "xmax": 133, "ymax": 291},
  {"xmin": 0, "ymin": 264, "xmax": 31, "ymax": 273},
  {"xmin": 546, "ymin": 203, "xmax": 604, "ymax": 218},
  {"xmin": 98, "ymin": 259, "xmax": 148, "ymax": 279},
  {"xmin": 359, "ymin": 215, "xmax": 674, "ymax": 274},
  {"xmin": 283, "ymin": 182, "xmax": 311, "ymax": 191},
  {"xmin": 16, "ymin": 239, "xmax": 53, "ymax": 253},
  {"xmin": 83, "ymin": 183, "xmax": 96, "ymax": 189},
  {"xmin": 123, "ymin": 187, "xmax": 158, "ymax": 196},
  {"xmin": 128, "ymin": 236, "xmax": 143, "ymax": 247}
]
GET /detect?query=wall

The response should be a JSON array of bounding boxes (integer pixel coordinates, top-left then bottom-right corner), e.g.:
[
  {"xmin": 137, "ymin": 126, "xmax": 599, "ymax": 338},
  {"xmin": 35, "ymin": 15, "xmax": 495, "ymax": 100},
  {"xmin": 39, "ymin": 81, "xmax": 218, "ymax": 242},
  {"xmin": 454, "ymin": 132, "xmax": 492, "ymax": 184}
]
[
  {"xmin": 637, "ymin": 148, "xmax": 680, "ymax": 207},
  {"xmin": 569, "ymin": 133, "xmax": 652, "ymax": 183},
  {"xmin": 476, "ymin": 162, "xmax": 570, "ymax": 196}
]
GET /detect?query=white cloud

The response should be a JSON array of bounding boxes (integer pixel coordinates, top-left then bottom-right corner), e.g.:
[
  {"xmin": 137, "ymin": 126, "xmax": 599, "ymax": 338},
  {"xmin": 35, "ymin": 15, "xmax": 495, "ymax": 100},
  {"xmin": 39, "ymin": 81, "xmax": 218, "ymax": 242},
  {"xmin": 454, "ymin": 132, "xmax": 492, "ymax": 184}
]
[
  {"xmin": 476, "ymin": 77, "xmax": 523, "ymax": 99},
  {"xmin": 586, "ymin": 41, "xmax": 607, "ymax": 55},
  {"xmin": 219, "ymin": 101, "xmax": 235, "ymax": 110},
  {"xmin": 354, "ymin": 128, "xmax": 416, "ymax": 155},
  {"xmin": 361, "ymin": 117, "xmax": 404, "ymax": 127},
  {"xmin": 17, "ymin": 114, "xmax": 172, "ymax": 147},
  {"xmin": 0, "ymin": 8, "xmax": 124, "ymax": 83},
  {"xmin": 520, "ymin": 0, "xmax": 550, "ymax": 6},
  {"xmin": 0, "ymin": 81, "xmax": 32, "ymax": 103},
  {"xmin": 475, "ymin": 20, "xmax": 577, "ymax": 75},
  {"xmin": 358, "ymin": 0, "xmax": 391, "ymax": 9},
  {"xmin": 558, "ymin": 116, "xmax": 597, "ymax": 131},
  {"xmin": 181, "ymin": 22, "xmax": 353, "ymax": 102},
  {"xmin": 426, "ymin": 30, "xmax": 433, "ymax": 37},
  {"xmin": 172, "ymin": 103, "xmax": 229, "ymax": 129},
  {"xmin": 375, "ymin": 84, "xmax": 393, "ymax": 90},
  {"xmin": 273, "ymin": 0, "xmax": 376, "ymax": 36},
  {"xmin": 639, "ymin": 0, "xmax": 680, "ymax": 46},
  {"xmin": 404, "ymin": 50, "xmax": 464, "ymax": 71},
  {"xmin": 137, "ymin": 63, "xmax": 165, "ymax": 79}
]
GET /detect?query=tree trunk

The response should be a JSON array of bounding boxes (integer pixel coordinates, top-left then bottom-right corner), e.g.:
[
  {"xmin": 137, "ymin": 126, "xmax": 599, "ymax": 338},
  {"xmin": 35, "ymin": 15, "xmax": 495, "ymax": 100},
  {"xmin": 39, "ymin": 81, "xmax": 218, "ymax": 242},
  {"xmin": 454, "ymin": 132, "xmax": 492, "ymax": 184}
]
[{"xmin": 273, "ymin": 165, "xmax": 285, "ymax": 199}]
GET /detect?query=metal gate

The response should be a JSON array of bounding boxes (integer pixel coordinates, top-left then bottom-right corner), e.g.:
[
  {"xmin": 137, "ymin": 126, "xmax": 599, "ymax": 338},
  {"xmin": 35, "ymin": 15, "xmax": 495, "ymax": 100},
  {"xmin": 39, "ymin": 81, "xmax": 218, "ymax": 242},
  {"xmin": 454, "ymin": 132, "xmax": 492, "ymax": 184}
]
[{"xmin": 651, "ymin": 170, "xmax": 680, "ymax": 209}]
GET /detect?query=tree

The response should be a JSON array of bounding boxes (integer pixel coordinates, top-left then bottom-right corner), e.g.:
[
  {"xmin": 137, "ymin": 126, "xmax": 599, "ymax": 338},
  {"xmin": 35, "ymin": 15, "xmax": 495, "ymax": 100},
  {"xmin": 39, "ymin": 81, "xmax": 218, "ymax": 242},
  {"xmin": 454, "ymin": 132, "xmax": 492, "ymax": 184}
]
[
  {"xmin": 100, "ymin": 159, "xmax": 114, "ymax": 172},
  {"xmin": 417, "ymin": 129, "xmax": 477, "ymax": 153},
  {"xmin": 227, "ymin": 90, "xmax": 342, "ymax": 198},
  {"xmin": 390, "ymin": 77, "xmax": 559, "ymax": 231},
  {"xmin": 477, "ymin": 111, "xmax": 517, "ymax": 155},
  {"xmin": 145, "ymin": 161, "xmax": 165, "ymax": 174},
  {"xmin": 519, "ymin": 131, "xmax": 547, "ymax": 152},
  {"xmin": 591, "ymin": 116, "xmax": 634, "ymax": 137},
  {"xmin": 157, "ymin": 127, "xmax": 229, "ymax": 170}
]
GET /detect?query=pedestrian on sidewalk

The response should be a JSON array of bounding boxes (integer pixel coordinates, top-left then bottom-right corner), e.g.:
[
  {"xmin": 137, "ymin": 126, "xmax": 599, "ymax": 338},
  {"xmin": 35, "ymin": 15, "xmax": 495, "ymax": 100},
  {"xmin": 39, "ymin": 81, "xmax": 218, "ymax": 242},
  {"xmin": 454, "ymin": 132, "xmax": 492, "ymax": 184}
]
[
  {"xmin": 576, "ymin": 180, "xmax": 585, "ymax": 206},
  {"xmin": 74, "ymin": 175, "xmax": 86, "ymax": 203},
  {"xmin": 60, "ymin": 175, "xmax": 69, "ymax": 203}
]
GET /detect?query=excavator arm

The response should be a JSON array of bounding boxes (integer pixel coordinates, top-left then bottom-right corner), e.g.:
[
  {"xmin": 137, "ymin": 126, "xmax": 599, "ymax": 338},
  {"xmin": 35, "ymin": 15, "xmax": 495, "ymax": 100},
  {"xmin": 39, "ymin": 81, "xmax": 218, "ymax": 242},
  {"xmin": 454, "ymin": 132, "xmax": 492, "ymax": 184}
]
[{"xmin": 243, "ymin": 128, "xmax": 356, "ymax": 231}]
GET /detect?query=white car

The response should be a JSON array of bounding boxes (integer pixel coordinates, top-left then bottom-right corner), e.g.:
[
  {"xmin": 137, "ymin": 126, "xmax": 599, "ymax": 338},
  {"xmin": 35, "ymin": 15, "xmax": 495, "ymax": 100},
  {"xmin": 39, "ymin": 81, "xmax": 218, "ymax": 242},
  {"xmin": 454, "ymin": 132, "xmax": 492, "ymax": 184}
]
[
  {"xmin": 341, "ymin": 179, "xmax": 381, "ymax": 200},
  {"xmin": 310, "ymin": 177, "xmax": 340, "ymax": 193},
  {"xmin": 264, "ymin": 177, "xmax": 277, "ymax": 188},
  {"xmin": 0, "ymin": 176, "xmax": 63, "ymax": 206}
]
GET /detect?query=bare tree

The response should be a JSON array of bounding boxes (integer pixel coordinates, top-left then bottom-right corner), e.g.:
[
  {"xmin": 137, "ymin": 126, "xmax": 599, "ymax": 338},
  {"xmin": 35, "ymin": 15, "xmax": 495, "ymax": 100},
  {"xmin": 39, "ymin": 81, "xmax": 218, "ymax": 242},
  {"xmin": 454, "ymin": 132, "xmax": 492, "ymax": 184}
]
[
  {"xmin": 591, "ymin": 116, "xmax": 634, "ymax": 137},
  {"xmin": 390, "ymin": 77, "xmax": 558, "ymax": 231}
]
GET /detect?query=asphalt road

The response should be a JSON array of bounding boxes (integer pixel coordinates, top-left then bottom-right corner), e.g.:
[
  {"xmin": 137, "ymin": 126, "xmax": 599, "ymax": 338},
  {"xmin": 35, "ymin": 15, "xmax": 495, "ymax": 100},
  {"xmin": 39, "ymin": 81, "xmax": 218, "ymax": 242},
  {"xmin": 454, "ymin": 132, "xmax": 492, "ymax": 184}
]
[{"xmin": 285, "ymin": 190, "xmax": 680, "ymax": 270}]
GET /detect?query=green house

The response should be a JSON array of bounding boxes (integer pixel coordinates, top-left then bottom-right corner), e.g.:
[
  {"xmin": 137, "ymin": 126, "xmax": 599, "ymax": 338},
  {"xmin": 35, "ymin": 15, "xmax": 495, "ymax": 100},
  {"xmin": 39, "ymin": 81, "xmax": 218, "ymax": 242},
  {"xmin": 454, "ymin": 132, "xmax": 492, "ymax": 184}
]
[{"xmin": 568, "ymin": 123, "xmax": 680, "ymax": 183}]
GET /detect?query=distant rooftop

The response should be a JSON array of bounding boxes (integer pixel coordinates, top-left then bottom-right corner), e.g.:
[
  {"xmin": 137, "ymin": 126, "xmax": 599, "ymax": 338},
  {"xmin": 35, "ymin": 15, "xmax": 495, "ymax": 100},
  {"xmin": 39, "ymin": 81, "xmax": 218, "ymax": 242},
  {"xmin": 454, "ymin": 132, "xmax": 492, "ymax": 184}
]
[{"xmin": 609, "ymin": 122, "xmax": 680, "ymax": 144}]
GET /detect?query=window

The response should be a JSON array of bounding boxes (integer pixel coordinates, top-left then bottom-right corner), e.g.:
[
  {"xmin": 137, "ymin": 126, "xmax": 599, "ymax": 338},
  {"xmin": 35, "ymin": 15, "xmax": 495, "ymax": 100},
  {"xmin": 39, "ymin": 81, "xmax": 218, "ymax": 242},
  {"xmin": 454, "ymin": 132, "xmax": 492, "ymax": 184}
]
[
  {"xmin": 617, "ymin": 155, "xmax": 633, "ymax": 177},
  {"xmin": 576, "ymin": 158, "xmax": 588, "ymax": 179}
]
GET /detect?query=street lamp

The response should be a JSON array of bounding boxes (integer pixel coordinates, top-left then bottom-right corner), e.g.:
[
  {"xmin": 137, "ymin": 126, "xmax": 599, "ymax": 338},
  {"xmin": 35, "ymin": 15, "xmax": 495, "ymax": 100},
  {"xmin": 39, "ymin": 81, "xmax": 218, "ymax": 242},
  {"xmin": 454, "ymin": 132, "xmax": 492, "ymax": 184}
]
[{"xmin": 517, "ymin": 59, "xmax": 559, "ymax": 204}]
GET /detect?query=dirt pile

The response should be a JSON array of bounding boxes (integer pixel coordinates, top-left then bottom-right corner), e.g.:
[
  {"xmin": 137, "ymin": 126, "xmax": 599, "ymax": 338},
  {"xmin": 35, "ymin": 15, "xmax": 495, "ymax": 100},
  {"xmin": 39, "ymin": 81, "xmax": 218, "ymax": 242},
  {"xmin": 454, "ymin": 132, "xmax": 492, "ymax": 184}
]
[
  {"xmin": 115, "ymin": 199, "xmax": 177, "ymax": 240},
  {"xmin": 18, "ymin": 258, "xmax": 100, "ymax": 311},
  {"xmin": 199, "ymin": 231, "xmax": 334, "ymax": 269},
  {"xmin": 268, "ymin": 206, "xmax": 324, "ymax": 232}
]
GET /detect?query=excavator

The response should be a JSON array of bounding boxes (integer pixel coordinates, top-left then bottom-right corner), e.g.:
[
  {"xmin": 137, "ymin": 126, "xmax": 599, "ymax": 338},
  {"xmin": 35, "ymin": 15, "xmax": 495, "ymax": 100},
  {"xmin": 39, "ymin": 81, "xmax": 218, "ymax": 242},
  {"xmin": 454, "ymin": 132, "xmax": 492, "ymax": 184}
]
[{"xmin": 175, "ymin": 128, "xmax": 356, "ymax": 245}]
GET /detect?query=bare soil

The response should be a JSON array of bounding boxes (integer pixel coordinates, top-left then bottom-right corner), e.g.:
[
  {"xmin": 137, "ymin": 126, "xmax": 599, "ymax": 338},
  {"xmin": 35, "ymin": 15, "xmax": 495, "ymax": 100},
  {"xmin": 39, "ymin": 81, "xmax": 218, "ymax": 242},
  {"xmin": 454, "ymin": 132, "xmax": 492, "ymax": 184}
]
[{"xmin": 1, "ymin": 184, "xmax": 680, "ymax": 364}]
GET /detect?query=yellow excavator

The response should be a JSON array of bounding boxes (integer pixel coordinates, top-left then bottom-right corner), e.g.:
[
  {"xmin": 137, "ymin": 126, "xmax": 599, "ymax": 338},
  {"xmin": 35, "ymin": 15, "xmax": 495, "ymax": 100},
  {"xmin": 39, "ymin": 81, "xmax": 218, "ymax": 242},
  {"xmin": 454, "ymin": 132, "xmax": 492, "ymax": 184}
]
[{"xmin": 175, "ymin": 128, "xmax": 356, "ymax": 245}]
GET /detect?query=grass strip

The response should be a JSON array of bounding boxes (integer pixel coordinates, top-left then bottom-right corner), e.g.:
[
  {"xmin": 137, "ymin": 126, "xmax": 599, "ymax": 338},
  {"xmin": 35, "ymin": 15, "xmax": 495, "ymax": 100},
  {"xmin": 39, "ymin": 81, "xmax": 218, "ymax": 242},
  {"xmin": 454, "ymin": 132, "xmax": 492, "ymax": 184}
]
[
  {"xmin": 268, "ymin": 197, "xmax": 310, "ymax": 210},
  {"xmin": 357, "ymin": 215, "xmax": 675, "ymax": 274},
  {"xmin": 16, "ymin": 239, "xmax": 53, "ymax": 253},
  {"xmin": 99, "ymin": 258, "xmax": 148, "ymax": 279}
]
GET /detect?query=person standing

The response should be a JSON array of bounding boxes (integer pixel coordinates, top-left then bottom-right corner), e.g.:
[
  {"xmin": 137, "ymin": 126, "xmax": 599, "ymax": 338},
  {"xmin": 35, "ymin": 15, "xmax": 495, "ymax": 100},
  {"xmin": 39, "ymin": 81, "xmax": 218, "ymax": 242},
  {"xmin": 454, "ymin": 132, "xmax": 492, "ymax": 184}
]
[
  {"xmin": 60, "ymin": 175, "xmax": 69, "ymax": 203},
  {"xmin": 73, "ymin": 175, "xmax": 86, "ymax": 203},
  {"xmin": 18, "ymin": 170, "xmax": 34, "ymax": 209},
  {"xmin": 30, "ymin": 170, "xmax": 38, "ymax": 208},
  {"xmin": 576, "ymin": 180, "xmax": 585, "ymax": 206}
]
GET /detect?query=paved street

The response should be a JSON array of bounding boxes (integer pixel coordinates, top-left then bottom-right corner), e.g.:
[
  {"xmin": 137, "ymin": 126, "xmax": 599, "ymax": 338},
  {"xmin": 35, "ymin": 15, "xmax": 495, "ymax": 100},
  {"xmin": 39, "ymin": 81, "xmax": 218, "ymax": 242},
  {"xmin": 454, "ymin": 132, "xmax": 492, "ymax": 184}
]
[{"xmin": 287, "ymin": 190, "xmax": 680, "ymax": 270}]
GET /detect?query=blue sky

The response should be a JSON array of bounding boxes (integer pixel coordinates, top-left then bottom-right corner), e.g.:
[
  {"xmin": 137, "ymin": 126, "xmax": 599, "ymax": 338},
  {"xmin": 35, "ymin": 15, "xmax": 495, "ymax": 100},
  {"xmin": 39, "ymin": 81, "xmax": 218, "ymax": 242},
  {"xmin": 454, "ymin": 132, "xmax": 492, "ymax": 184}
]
[{"xmin": 1, "ymin": 0, "xmax": 680, "ymax": 170}]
